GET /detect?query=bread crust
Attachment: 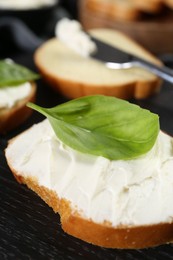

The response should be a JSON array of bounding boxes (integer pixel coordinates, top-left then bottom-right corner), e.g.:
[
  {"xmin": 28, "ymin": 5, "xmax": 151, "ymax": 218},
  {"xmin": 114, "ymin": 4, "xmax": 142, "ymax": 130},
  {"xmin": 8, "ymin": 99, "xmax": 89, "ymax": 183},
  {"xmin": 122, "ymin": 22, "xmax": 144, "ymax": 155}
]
[
  {"xmin": 6, "ymin": 164, "xmax": 173, "ymax": 249},
  {"xmin": 86, "ymin": 0, "xmax": 140, "ymax": 21},
  {"xmin": 86, "ymin": 0, "xmax": 162, "ymax": 17},
  {"xmin": 36, "ymin": 65, "xmax": 161, "ymax": 100},
  {"xmin": 34, "ymin": 30, "xmax": 162, "ymax": 100},
  {"xmin": 131, "ymin": 0, "xmax": 162, "ymax": 13},
  {"xmin": 0, "ymin": 82, "xmax": 36, "ymax": 134},
  {"xmin": 164, "ymin": 0, "xmax": 173, "ymax": 8}
]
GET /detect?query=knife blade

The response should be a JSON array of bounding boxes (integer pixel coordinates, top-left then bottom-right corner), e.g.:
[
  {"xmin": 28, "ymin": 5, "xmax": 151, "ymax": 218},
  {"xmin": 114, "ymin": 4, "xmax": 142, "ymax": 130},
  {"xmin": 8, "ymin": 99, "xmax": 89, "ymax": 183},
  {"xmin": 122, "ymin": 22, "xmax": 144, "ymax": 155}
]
[{"xmin": 90, "ymin": 36, "xmax": 173, "ymax": 84}]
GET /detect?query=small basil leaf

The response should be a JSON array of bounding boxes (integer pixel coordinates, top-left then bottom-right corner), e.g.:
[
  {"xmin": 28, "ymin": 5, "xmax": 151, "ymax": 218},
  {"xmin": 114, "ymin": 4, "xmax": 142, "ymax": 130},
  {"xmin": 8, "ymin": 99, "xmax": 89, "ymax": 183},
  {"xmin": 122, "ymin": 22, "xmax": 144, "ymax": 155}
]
[
  {"xmin": 27, "ymin": 95, "xmax": 159, "ymax": 160},
  {"xmin": 0, "ymin": 60, "xmax": 40, "ymax": 87}
]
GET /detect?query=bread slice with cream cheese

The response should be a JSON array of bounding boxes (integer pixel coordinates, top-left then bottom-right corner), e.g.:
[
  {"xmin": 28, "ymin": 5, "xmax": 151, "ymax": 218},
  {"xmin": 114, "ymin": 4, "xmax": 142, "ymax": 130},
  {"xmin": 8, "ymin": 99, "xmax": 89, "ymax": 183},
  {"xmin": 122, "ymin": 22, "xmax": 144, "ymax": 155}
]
[
  {"xmin": 5, "ymin": 118, "xmax": 173, "ymax": 249},
  {"xmin": 0, "ymin": 82, "xmax": 36, "ymax": 134},
  {"xmin": 34, "ymin": 28, "xmax": 162, "ymax": 100}
]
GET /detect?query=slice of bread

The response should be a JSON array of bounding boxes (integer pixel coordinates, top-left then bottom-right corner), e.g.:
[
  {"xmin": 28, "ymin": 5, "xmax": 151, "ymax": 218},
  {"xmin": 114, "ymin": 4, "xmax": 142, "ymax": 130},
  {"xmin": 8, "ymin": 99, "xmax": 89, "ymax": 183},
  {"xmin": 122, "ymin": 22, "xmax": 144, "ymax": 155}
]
[
  {"xmin": 5, "ymin": 119, "xmax": 173, "ymax": 249},
  {"xmin": 34, "ymin": 28, "xmax": 162, "ymax": 100},
  {"xmin": 86, "ymin": 0, "xmax": 163, "ymax": 18},
  {"xmin": 131, "ymin": 0, "xmax": 162, "ymax": 13},
  {"xmin": 86, "ymin": 0, "xmax": 140, "ymax": 21},
  {"xmin": 0, "ymin": 82, "xmax": 36, "ymax": 134},
  {"xmin": 164, "ymin": 0, "xmax": 173, "ymax": 8},
  {"xmin": 137, "ymin": 0, "xmax": 173, "ymax": 11}
]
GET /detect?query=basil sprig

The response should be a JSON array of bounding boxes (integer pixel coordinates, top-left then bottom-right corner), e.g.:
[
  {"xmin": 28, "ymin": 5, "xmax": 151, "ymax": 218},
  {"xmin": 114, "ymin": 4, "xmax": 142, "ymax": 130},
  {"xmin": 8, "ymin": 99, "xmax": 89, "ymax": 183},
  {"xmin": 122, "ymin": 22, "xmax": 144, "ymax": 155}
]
[
  {"xmin": 0, "ymin": 60, "xmax": 40, "ymax": 87},
  {"xmin": 28, "ymin": 95, "xmax": 159, "ymax": 160}
]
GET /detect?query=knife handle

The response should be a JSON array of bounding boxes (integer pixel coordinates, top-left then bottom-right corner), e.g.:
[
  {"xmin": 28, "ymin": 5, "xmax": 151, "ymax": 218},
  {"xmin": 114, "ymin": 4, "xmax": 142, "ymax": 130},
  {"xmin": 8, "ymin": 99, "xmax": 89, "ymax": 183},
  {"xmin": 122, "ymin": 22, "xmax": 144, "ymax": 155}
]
[{"xmin": 133, "ymin": 58, "xmax": 173, "ymax": 84}]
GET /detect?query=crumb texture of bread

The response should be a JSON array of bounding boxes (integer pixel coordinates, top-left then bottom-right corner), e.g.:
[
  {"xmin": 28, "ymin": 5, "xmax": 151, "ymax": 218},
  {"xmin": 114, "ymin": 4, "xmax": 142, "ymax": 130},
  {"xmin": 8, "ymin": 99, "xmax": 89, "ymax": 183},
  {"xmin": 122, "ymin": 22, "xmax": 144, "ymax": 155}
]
[
  {"xmin": 34, "ymin": 28, "xmax": 162, "ymax": 100},
  {"xmin": 5, "ymin": 119, "xmax": 173, "ymax": 249},
  {"xmin": 0, "ymin": 82, "xmax": 36, "ymax": 134}
]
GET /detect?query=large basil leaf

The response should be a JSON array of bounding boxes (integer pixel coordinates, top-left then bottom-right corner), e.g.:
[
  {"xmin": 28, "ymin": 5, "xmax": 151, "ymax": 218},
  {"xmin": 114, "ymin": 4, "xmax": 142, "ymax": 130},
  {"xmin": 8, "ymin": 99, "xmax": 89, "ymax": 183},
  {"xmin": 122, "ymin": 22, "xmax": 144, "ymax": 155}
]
[
  {"xmin": 0, "ymin": 60, "xmax": 40, "ymax": 87},
  {"xmin": 28, "ymin": 95, "xmax": 159, "ymax": 160}
]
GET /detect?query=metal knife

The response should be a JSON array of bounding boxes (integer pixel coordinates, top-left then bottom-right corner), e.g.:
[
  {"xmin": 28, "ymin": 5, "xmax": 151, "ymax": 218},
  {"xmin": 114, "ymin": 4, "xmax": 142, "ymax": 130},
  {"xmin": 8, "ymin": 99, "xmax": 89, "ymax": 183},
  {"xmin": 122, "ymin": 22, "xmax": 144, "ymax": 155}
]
[{"xmin": 90, "ymin": 36, "xmax": 173, "ymax": 84}]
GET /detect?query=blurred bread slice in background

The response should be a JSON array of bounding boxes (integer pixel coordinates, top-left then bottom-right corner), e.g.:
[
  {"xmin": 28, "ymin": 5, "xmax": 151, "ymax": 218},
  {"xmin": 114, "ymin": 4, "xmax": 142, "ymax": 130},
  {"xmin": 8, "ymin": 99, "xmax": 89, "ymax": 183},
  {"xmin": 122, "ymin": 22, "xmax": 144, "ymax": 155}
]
[
  {"xmin": 131, "ymin": 0, "xmax": 162, "ymax": 13},
  {"xmin": 85, "ymin": 0, "xmax": 140, "ymax": 21},
  {"xmin": 34, "ymin": 28, "xmax": 162, "ymax": 100},
  {"xmin": 79, "ymin": 0, "xmax": 173, "ymax": 54},
  {"xmin": 0, "ymin": 82, "xmax": 36, "ymax": 134},
  {"xmin": 165, "ymin": 0, "xmax": 173, "ymax": 8}
]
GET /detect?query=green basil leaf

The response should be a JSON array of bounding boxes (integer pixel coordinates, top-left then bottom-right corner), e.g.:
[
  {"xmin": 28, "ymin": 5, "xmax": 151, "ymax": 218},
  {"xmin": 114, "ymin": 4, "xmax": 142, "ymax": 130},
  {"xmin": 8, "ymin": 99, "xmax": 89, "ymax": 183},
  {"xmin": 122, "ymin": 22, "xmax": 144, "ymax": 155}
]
[
  {"xmin": 27, "ymin": 95, "xmax": 159, "ymax": 160},
  {"xmin": 0, "ymin": 60, "xmax": 40, "ymax": 87}
]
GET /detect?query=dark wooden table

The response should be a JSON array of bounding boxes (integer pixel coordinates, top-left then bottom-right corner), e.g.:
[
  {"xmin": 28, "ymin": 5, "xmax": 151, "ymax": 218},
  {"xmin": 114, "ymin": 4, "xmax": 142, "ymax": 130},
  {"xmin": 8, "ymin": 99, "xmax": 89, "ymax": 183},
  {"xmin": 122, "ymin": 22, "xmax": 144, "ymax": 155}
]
[{"xmin": 1, "ymin": 52, "xmax": 173, "ymax": 259}]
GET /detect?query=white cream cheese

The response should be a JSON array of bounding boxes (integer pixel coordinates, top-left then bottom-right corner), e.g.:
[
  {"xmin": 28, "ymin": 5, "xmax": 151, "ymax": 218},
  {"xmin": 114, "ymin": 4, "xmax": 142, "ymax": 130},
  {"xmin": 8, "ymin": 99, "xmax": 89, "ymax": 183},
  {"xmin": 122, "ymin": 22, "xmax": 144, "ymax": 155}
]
[
  {"xmin": 55, "ymin": 18, "xmax": 97, "ymax": 57},
  {"xmin": 0, "ymin": 82, "xmax": 31, "ymax": 109},
  {"xmin": 0, "ymin": 0, "xmax": 57, "ymax": 10},
  {"xmin": 6, "ymin": 119, "xmax": 173, "ymax": 227}
]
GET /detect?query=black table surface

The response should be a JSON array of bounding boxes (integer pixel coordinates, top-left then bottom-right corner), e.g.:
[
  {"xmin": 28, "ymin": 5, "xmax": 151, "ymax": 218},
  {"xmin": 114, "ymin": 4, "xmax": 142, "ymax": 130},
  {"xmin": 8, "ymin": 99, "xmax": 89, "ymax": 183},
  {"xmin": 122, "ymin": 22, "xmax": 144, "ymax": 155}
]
[{"xmin": 1, "ymin": 52, "xmax": 173, "ymax": 260}]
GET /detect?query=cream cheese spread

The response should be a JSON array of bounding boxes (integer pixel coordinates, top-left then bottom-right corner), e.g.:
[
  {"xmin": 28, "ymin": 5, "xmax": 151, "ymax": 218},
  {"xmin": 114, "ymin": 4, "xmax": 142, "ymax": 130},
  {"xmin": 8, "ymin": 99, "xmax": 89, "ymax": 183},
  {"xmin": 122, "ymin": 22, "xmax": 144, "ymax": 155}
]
[
  {"xmin": 0, "ymin": 0, "xmax": 57, "ymax": 10},
  {"xmin": 55, "ymin": 18, "xmax": 97, "ymax": 57},
  {"xmin": 0, "ymin": 82, "xmax": 31, "ymax": 109},
  {"xmin": 6, "ymin": 119, "xmax": 173, "ymax": 227}
]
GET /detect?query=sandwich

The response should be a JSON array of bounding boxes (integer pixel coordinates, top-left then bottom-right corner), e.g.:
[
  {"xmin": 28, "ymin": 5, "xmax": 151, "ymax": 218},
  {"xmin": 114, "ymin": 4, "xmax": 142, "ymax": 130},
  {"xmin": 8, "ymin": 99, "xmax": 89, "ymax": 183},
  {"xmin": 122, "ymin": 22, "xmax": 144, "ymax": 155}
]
[
  {"xmin": 5, "ymin": 95, "xmax": 173, "ymax": 249},
  {"xmin": 0, "ymin": 59, "xmax": 39, "ymax": 134}
]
